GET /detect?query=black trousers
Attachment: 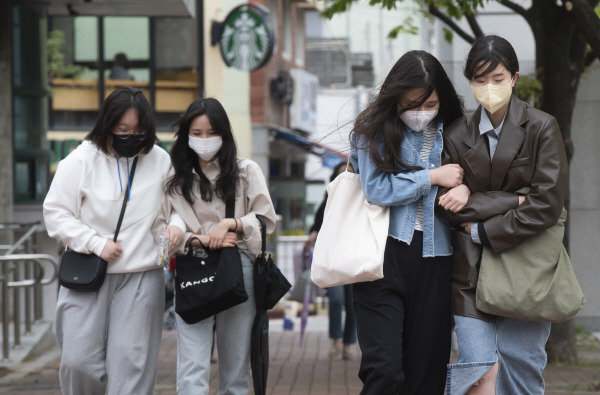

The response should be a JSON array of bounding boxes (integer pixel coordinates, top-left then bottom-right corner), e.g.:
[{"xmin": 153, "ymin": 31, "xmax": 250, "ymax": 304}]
[{"xmin": 353, "ymin": 233, "xmax": 452, "ymax": 395}]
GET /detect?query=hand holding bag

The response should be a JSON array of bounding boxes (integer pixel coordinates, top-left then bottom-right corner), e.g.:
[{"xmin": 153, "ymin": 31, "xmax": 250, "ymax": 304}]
[
  {"xmin": 174, "ymin": 199, "xmax": 248, "ymax": 324},
  {"xmin": 476, "ymin": 190, "xmax": 585, "ymax": 322},
  {"xmin": 58, "ymin": 156, "xmax": 138, "ymax": 292},
  {"xmin": 311, "ymin": 161, "xmax": 389, "ymax": 288}
]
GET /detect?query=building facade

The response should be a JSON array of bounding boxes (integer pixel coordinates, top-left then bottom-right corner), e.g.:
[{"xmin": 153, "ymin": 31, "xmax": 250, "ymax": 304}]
[
  {"xmin": 1, "ymin": 0, "xmax": 326, "ymax": 235},
  {"xmin": 250, "ymin": 0, "xmax": 329, "ymax": 233}
]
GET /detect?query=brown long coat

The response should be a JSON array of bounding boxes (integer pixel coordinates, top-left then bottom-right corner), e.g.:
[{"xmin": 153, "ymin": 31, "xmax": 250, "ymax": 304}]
[{"xmin": 439, "ymin": 95, "xmax": 569, "ymax": 320}]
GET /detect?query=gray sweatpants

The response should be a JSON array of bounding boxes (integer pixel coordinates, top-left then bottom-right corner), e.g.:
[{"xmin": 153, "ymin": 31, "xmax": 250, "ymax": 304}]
[
  {"xmin": 55, "ymin": 268, "xmax": 165, "ymax": 395},
  {"xmin": 176, "ymin": 252, "xmax": 256, "ymax": 395}
]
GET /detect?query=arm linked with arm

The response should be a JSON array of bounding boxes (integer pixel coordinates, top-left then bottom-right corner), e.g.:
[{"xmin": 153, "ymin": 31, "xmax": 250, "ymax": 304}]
[
  {"xmin": 355, "ymin": 144, "xmax": 432, "ymax": 207},
  {"xmin": 153, "ymin": 193, "xmax": 196, "ymax": 255},
  {"xmin": 437, "ymin": 134, "xmax": 520, "ymax": 225},
  {"xmin": 482, "ymin": 117, "xmax": 568, "ymax": 253}
]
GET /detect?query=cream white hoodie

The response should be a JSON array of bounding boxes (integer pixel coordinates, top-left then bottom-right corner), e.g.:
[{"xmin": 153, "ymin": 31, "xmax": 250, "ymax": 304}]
[{"xmin": 43, "ymin": 140, "xmax": 172, "ymax": 273}]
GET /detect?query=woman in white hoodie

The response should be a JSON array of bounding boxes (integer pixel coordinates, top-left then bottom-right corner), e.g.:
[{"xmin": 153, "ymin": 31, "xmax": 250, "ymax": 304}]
[{"xmin": 43, "ymin": 87, "xmax": 172, "ymax": 395}]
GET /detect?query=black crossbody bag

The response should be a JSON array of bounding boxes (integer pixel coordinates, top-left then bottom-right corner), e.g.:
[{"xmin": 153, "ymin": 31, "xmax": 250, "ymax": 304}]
[{"xmin": 58, "ymin": 156, "xmax": 138, "ymax": 291}]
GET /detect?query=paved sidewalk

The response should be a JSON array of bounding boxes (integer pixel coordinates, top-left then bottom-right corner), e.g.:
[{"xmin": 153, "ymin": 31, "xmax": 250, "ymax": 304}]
[
  {"xmin": 154, "ymin": 320, "xmax": 363, "ymax": 395},
  {"xmin": 0, "ymin": 316, "xmax": 599, "ymax": 394}
]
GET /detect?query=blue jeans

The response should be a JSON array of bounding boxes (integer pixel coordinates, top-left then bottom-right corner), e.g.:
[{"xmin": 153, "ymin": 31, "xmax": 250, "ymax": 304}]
[
  {"xmin": 327, "ymin": 284, "xmax": 356, "ymax": 344},
  {"xmin": 447, "ymin": 315, "xmax": 551, "ymax": 395}
]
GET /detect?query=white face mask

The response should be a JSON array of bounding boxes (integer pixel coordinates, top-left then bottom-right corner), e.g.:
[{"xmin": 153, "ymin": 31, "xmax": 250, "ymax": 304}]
[
  {"xmin": 471, "ymin": 80, "xmax": 513, "ymax": 114},
  {"xmin": 188, "ymin": 135, "xmax": 223, "ymax": 161},
  {"xmin": 399, "ymin": 109, "xmax": 439, "ymax": 132}
]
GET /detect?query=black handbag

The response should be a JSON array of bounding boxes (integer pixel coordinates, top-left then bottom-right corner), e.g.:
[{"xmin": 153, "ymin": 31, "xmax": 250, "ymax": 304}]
[
  {"xmin": 174, "ymin": 199, "xmax": 248, "ymax": 324},
  {"xmin": 253, "ymin": 214, "xmax": 291, "ymax": 310},
  {"xmin": 58, "ymin": 156, "xmax": 138, "ymax": 292}
]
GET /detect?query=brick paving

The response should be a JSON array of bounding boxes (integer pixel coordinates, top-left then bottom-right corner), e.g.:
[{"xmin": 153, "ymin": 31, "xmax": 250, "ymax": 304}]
[
  {"xmin": 0, "ymin": 318, "xmax": 599, "ymax": 394},
  {"xmin": 155, "ymin": 327, "xmax": 364, "ymax": 394}
]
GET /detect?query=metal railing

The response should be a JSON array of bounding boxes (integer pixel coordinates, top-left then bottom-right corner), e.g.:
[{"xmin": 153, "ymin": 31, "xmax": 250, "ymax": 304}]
[{"xmin": 0, "ymin": 223, "xmax": 58, "ymax": 362}]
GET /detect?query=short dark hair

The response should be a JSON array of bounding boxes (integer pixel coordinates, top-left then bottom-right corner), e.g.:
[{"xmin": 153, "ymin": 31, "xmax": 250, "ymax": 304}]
[
  {"xmin": 464, "ymin": 35, "xmax": 519, "ymax": 80},
  {"xmin": 114, "ymin": 52, "xmax": 129, "ymax": 68},
  {"xmin": 85, "ymin": 86, "xmax": 157, "ymax": 155},
  {"xmin": 166, "ymin": 97, "xmax": 239, "ymax": 204}
]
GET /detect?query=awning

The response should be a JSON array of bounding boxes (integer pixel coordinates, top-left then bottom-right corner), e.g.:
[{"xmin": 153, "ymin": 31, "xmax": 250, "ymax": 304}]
[
  {"xmin": 47, "ymin": 0, "xmax": 195, "ymax": 17},
  {"xmin": 273, "ymin": 129, "xmax": 348, "ymax": 168}
]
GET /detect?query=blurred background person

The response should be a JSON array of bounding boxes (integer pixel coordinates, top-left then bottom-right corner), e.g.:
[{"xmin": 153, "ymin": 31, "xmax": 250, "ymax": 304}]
[{"xmin": 109, "ymin": 52, "xmax": 134, "ymax": 81}]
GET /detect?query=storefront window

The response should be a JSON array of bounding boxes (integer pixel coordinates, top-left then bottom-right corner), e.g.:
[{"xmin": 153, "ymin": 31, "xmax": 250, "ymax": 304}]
[
  {"xmin": 48, "ymin": 15, "xmax": 198, "ymax": 132},
  {"xmin": 49, "ymin": 16, "xmax": 98, "ymax": 131},
  {"xmin": 47, "ymin": 14, "xmax": 199, "ymax": 174},
  {"xmin": 13, "ymin": 4, "xmax": 50, "ymax": 203},
  {"xmin": 104, "ymin": 17, "xmax": 149, "ymax": 82},
  {"xmin": 153, "ymin": 17, "xmax": 199, "ymax": 128}
]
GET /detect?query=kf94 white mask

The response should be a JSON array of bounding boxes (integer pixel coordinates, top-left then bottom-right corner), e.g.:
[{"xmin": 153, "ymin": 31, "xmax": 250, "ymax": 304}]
[
  {"xmin": 188, "ymin": 135, "xmax": 223, "ymax": 161},
  {"xmin": 399, "ymin": 109, "xmax": 439, "ymax": 132}
]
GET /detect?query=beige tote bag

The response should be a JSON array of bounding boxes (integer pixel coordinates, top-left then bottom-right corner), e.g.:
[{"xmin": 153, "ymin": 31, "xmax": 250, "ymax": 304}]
[{"xmin": 311, "ymin": 166, "xmax": 389, "ymax": 288}]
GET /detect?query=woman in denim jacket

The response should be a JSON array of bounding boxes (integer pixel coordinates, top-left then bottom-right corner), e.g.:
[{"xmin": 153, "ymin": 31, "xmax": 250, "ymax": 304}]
[{"xmin": 349, "ymin": 50, "xmax": 465, "ymax": 394}]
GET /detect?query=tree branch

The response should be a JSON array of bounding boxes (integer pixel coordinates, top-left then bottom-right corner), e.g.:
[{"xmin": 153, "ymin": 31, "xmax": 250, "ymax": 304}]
[
  {"xmin": 497, "ymin": 0, "xmax": 529, "ymax": 19},
  {"xmin": 455, "ymin": 0, "xmax": 485, "ymax": 38},
  {"xmin": 569, "ymin": 0, "xmax": 600, "ymax": 61},
  {"xmin": 465, "ymin": 13, "xmax": 485, "ymax": 38},
  {"xmin": 428, "ymin": 4, "xmax": 476, "ymax": 43}
]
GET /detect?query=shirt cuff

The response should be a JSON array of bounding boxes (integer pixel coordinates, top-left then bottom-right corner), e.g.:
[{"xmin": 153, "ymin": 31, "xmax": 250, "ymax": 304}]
[
  {"xmin": 470, "ymin": 222, "xmax": 482, "ymax": 244},
  {"xmin": 168, "ymin": 214, "xmax": 186, "ymax": 235},
  {"xmin": 88, "ymin": 235, "xmax": 108, "ymax": 257},
  {"xmin": 416, "ymin": 169, "xmax": 432, "ymax": 197},
  {"xmin": 178, "ymin": 231, "xmax": 195, "ymax": 255},
  {"xmin": 477, "ymin": 221, "xmax": 491, "ymax": 247}
]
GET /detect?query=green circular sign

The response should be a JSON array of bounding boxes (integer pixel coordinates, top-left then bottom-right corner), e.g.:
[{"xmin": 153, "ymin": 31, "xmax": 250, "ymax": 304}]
[{"xmin": 220, "ymin": 4, "xmax": 275, "ymax": 71}]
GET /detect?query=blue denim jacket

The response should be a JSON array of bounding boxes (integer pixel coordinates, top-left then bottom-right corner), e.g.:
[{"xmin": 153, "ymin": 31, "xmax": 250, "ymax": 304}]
[{"xmin": 350, "ymin": 122, "xmax": 452, "ymax": 257}]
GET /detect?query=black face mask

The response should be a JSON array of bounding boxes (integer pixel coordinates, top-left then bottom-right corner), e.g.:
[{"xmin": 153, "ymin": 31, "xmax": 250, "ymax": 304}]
[{"xmin": 112, "ymin": 134, "xmax": 146, "ymax": 157}]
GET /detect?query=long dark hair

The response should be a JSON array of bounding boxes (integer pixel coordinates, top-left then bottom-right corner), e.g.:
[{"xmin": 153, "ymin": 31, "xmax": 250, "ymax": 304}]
[
  {"xmin": 464, "ymin": 35, "xmax": 519, "ymax": 80},
  {"xmin": 352, "ymin": 50, "xmax": 463, "ymax": 173},
  {"xmin": 166, "ymin": 97, "xmax": 239, "ymax": 204},
  {"xmin": 85, "ymin": 86, "xmax": 156, "ymax": 154}
]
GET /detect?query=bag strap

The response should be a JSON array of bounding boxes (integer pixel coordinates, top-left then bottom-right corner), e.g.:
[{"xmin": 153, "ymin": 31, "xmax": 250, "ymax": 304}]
[
  {"xmin": 224, "ymin": 181, "xmax": 235, "ymax": 218},
  {"xmin": 113, "ymin": 156, "xmax": 139, "ymax": 242},
  {"xmin": 187, "ymin": 236, "xmax": 205, "ymax": 255},
  {"xmin": 466, "ymin": 111, "xmax": 474, "ymax": 127},
  {"xmin": 225, "ymin": 198, "xmax": 235, "ymax": 219},
  {"xmin": 256, "ymin": 214, "xmax": 267, "ymax": 254}
]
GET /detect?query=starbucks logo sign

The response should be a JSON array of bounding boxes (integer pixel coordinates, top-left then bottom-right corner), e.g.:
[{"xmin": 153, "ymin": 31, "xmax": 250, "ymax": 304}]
[{"xmin": 219, "ymin": 4, "xmax": 275, "ymax": 71}]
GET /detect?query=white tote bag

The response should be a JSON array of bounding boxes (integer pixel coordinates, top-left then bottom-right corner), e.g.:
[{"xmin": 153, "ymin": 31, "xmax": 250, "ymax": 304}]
[{"xmin": 311, "ymin": 168, "xmax": 389, "ymax": 288}]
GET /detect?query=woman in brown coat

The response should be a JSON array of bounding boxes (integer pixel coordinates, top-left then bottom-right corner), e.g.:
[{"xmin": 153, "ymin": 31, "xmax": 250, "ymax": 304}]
[{"xmin": 438, "ymin": 35, "xmax": 568, "ymax": 394}]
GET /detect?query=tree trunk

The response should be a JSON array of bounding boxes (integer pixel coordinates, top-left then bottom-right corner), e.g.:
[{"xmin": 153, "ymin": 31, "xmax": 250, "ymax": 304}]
[{"xmin": 531, "ymin": 0, "xmax": 587, "ymax": 364}]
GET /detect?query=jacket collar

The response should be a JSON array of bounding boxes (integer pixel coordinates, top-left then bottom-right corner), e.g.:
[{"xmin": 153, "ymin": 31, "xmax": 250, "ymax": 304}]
[{"xmin": 462, "ymin": 95, "xmax": 528, "ymax": 191}]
